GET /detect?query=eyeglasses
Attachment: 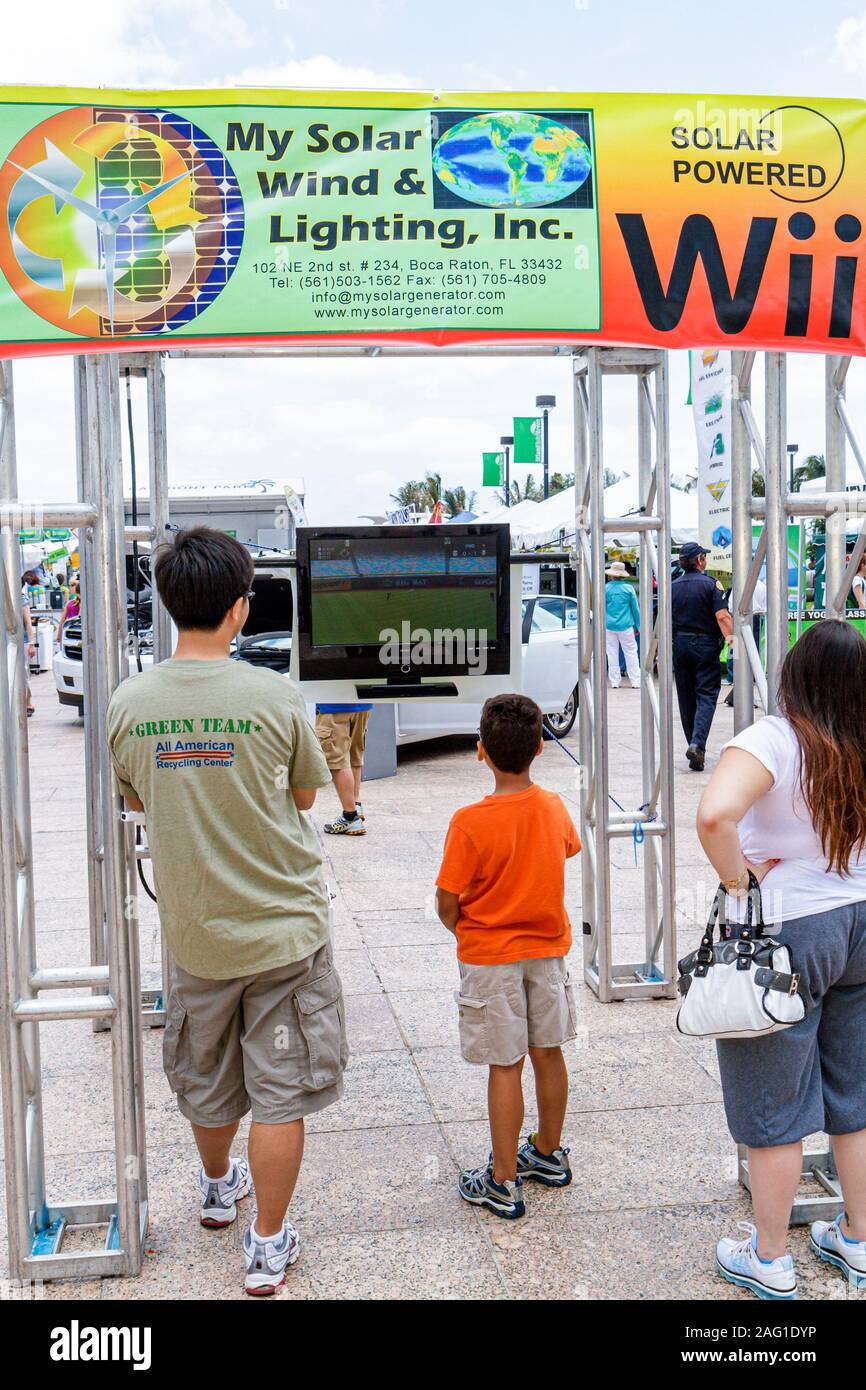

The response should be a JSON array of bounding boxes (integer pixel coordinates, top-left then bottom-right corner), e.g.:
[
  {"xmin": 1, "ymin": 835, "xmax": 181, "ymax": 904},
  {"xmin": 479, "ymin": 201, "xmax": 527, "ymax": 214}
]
[{"xmin": 243, "ymin": 589, "xmax": 255, "ymax": 601}]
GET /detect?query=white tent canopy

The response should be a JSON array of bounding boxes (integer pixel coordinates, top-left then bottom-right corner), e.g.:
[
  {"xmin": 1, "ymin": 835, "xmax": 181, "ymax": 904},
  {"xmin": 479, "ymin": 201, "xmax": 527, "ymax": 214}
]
[
  {"xmin": 475, "ymin": 498, "xmax": 543, "ymax": 534},
  {"xmin": 495, "ymin": 473, "xmax": 699, "ymax": 549}
]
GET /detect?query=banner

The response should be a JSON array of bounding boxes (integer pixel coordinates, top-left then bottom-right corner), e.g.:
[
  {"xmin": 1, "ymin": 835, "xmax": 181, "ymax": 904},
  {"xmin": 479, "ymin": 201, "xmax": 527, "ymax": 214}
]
[
  {"xmin": 482, "ymin": 451, "xmax": 504, "ymax": 485},
  {"xmin": 691, "ymin": 348, "xmax": 733, "ymax": 570},
  {"xmin": 282, "ymin": 481, "xmax": 308, "ymax": 528},
  {"xmin": 1, "ymin": 87, "xmax": 865, "ymax": 358},
  {"xmin": 513, "ymin": 417, "xmax": 543, "ymax": 463}
]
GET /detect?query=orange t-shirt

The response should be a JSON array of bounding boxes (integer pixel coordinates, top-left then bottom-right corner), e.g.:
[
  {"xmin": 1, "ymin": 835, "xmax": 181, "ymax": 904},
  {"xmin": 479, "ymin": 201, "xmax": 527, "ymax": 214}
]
[{"xmin": 436, "ymin": 783, "xmax": 581, "ymax": 965}]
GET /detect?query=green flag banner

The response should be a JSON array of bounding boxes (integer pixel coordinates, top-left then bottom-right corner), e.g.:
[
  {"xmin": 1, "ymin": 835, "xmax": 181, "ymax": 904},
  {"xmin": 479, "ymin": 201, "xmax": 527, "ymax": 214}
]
[
  {"xmin": 513, "ymin": 416, "xmax": 543, "ymax": 464},
  {"xmin": 482, "ymin": 451, "xmax": 504, "ymax": 486}
]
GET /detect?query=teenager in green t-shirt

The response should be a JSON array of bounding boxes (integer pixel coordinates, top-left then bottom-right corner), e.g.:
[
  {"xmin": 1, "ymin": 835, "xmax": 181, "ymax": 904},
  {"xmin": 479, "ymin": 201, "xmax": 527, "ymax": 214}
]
[{"xmin": 107, "ymin": 527, "xmax": 344, "ymax": 1296}]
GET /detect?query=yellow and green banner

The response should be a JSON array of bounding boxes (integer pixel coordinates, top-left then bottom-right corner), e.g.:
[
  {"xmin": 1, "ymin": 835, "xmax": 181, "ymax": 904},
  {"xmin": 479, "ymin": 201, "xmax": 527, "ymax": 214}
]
[{"xmin": 0, "ymin": 86, "xmax": 864, "ymax": 359}]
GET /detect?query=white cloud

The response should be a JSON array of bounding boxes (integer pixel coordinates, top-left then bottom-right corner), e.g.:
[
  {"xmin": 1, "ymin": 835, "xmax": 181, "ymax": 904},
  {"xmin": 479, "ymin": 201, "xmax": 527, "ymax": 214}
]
[
  {"xmin": 356, "ymin": 470, "xmax": 394, "ymax": 487},
  {"xmin": 226, "ymin": 54, "xmax": 416, "ymax": 90},
  {"xmin": 836, "ymin": 12, "xmax": 866, "ymax": 74},
  {"xmin": 2, "ymin": 0, "xmax": 252, "ymax": 87}
]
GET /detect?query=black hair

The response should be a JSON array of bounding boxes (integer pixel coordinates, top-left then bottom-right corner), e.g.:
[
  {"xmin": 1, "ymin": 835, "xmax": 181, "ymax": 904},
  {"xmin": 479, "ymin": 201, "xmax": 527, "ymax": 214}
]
[
  {"xmin": 479, "ymin": 693, "xmax": 543, "ymax": 774},
  {"xmin": 152, "ymin": 527, "xmax": 254, "ymax": 632}
]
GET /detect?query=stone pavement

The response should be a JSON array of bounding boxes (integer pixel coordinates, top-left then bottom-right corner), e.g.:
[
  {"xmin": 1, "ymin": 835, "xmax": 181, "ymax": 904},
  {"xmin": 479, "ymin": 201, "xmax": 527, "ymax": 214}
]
[{"xmin": 0, "ymin": 671, "xmax": 848, "ymax": 1300}]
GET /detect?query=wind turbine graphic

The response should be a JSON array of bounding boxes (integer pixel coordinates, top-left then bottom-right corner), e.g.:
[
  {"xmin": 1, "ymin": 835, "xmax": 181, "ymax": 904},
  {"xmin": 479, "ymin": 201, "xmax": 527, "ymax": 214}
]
[{"xmin": 10, "ymin": 160, "xmax": 191, "ymax": 336}]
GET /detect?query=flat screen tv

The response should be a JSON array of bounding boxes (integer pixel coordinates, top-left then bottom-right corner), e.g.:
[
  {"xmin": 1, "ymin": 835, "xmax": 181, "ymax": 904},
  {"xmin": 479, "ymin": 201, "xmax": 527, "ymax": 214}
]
[{"xmin": 295, "ymin": 524, "xmax": 511, "ymax": 684}]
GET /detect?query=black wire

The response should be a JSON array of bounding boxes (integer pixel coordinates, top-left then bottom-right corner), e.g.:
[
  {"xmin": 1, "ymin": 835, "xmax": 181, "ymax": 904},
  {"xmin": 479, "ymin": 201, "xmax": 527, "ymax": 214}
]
[
  {"xmin": 124, "ymin": 368, "xmax": 143, "ymax": 673},
  {"xmin": 135, "ymin": 825, "xmax": 158, "ymax": 903},
  {"xmin": 163, "ymin": 520, "xmax": 286, "ymax": 556}
]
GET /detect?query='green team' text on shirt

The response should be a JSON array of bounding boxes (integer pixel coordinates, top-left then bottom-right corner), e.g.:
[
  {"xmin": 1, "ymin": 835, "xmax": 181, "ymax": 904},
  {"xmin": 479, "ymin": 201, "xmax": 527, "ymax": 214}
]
[{"xmin": 106, "ymin": 658, "xmax": 332, "ymax": 980}]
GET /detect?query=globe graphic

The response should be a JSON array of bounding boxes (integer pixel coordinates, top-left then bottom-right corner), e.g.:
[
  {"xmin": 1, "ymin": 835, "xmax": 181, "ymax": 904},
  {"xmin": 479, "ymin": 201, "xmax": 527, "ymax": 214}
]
[{"xmin": 432, "ymin": 111, "xmax": 592, "ymax": 209}]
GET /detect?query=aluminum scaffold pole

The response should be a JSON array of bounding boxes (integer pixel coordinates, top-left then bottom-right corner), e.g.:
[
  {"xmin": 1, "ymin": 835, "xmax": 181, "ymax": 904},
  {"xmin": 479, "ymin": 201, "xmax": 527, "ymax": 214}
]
[
  {"xmin": 0, "ymin": 356, "xmax": 148, "ymax": 1281},
  {"xmin": 574, "ymin": 346, "xmax": 676, "ymax": 1001},
  {"xmin": 732, "ymin": 350, "xmax": 854, "ymax": 1225}
]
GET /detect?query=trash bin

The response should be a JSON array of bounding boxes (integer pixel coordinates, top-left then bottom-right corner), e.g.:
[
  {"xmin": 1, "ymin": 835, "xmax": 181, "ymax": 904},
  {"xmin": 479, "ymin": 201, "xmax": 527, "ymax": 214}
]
[
  {"xmin": 361, "ymin": 703, "xmax": 397, "ymax": 782},
  {"xmin": 37, "ymin": 619, "xmax": 55, "ymax": 672}
]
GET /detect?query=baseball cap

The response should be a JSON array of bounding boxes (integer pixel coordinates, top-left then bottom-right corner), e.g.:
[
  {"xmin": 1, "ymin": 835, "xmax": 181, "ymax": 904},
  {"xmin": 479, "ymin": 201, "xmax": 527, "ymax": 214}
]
[{"xmin": 679, "ymin": 542, "xmax": 709, "ymax": 561}]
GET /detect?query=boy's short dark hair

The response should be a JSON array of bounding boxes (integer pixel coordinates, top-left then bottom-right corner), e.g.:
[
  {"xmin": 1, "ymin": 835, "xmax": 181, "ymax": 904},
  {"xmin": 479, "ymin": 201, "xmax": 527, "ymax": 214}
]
[
  {"xmin": 153, "ymin": 527, "xmax": 254, "ymax": 632},
  {"xmin": 479, "ymin": 693, "xmax": 543, "ymax": 774}
]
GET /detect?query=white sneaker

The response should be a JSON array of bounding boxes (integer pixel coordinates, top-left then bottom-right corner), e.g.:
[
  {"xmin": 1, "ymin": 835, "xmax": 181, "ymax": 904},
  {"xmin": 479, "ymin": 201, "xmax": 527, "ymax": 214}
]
[
  {"xmin": 716, "ymin": 1223, "xmax": 797, "ymax": 1300},
  {"xmin": 811, "ymin": 1214, "xmax": 866, "ymax": 1289},
  {"xmin": 199, "ymin": 1158, "xmax": 252, "ymax": 1228},
  {"xmin": 243, "ymin": 1219, "xmax": 301, "ymax": 1296}
]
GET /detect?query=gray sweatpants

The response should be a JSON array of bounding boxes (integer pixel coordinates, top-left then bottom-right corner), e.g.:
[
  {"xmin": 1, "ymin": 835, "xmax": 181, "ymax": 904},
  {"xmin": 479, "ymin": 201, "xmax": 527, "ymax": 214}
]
[{"xmin": 716, "ymin": 902, "xmax": 866, "ymax": 1148}]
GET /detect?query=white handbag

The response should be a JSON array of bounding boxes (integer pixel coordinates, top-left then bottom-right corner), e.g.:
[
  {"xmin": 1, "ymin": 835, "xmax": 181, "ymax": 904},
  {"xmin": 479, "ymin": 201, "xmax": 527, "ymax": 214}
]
[{"xmin": 676, "ymin": 873, "xmax": 805, "ymax": 1040}]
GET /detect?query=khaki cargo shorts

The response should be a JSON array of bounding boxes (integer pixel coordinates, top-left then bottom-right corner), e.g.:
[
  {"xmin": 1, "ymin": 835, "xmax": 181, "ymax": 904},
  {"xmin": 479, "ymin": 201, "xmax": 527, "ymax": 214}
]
[
  {"xmin": 163, "ymin": 941, "xmax": 348, "ymax": 1126},
  {"xmin": 316, "ymin": 711, "xmax": 371, "ymax": 772},
  {"xmin": 456, "ymin": 956, "xmax": 578, "ymax": 1066}
]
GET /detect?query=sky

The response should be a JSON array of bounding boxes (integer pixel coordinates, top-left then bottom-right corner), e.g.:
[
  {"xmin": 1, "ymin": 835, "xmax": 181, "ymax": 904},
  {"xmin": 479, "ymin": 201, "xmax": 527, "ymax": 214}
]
[{"xmin": 5, "ymin": 0, "xmax": 866, "ymax": 521}]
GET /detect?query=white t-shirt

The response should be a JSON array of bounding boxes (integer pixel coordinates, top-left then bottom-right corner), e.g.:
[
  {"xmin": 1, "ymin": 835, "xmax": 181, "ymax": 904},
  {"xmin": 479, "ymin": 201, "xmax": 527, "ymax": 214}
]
[
  {"xmin": 752, "ymin": 578, "xmax": 767, "ymax": 614},
  {"xmin": 724, "ymin": 715, "xmax": 866, "ymax": 923}
]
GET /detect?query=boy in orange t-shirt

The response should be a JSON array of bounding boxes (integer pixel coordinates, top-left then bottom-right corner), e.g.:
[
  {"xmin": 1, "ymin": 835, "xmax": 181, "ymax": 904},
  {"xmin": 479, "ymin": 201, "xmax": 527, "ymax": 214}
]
[{"xmin": 435, "ymin": 692, "xmax": 581, "ymax": 1219}]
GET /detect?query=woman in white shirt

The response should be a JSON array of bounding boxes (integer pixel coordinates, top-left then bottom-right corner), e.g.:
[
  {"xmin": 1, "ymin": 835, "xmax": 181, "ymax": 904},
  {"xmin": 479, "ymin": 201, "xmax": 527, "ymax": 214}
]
[
  {"xmin": 851, "ymin": 553, "xmax": 866, "ymax": 611},
  {"xmin": 696, "ymin": 619, "xmax": 866, "ymax": 1300}
]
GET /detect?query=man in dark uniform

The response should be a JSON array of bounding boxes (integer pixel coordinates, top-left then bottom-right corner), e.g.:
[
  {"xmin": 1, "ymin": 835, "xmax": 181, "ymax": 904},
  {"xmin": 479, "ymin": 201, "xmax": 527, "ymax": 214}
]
[{"xmin": 671, "ymin": 542, "xmax": 733, "ymax": 771}]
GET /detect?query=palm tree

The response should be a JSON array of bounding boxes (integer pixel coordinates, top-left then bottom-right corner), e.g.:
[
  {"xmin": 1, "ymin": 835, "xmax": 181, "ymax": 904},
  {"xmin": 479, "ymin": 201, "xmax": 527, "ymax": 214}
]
[
  {"xmin": 420, "ymin": 471, "xmax": 443, "ymax": 511},
  {"xmin": 792, "ymin": 453, "xmax": 825, "ymax": 491},
  {"xmin": 389, "ymin": 479, "xmax": 425, "ymax": 511},
  {"xmin": 749, "ymin": 453, "xmax": 823, "ymax": 500},
  {"xmin": 497, "ymin": 474, "xmax": 544, "ymax": 506},
  {"xmin": 549, "ymin": 472, "xmax": 575, "ymax": 496},
  {"xmin": 443, "ymin": 486, "xmax": 477, "ymax": 517}
]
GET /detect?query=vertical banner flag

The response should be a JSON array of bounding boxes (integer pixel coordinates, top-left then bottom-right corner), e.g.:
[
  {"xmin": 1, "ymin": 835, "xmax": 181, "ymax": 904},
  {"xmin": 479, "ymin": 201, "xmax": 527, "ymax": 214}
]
[
  {"xmin": 482, "ymin": 451, "xmax": 505, "ymax": 486},
  {"xmin": 691, "ymin": 348, "xmax": 733, "ymax": 572},
  {"xmin": 513, "ymin": 417, "xmax": 543, "ymax": 464},
  {"xmin": 429, "ymin": 501, "xmax": 444, "ymax": 524},
  {"xmin": 282, "ymin": 482, "xmax": 308, "ymax": 528}
]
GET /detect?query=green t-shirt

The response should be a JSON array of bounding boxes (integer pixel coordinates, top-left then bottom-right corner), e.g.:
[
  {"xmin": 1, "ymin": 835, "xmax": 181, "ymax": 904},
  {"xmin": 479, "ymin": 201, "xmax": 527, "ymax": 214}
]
[{"xmin": 106, "ymin": 658, "xmax": 332, "ymax": 980}]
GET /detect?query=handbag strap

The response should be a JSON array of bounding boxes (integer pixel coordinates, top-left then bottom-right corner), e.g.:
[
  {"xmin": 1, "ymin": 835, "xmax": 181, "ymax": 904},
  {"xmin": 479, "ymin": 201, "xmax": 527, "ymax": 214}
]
[{"xmin": 701, "ymin": 871, "xmax": 765, "ymax": 953}]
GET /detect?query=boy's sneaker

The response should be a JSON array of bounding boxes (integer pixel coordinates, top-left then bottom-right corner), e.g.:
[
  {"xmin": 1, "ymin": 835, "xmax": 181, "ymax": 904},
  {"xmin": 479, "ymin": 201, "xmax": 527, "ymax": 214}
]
[
  {"xmin": 324, "ymin": 811, "xmax": 366, "ymax": 836},
  {"xmin": 716, "ymin": 1223, "xmax": 797, "ymax": 1300},
  {"xmin": 810, "ymin": 1214, "xmax": 866, "ymax": 1288},
  {"xmin": 458, "ymin": 1162, "xmax": 525, "ymax": 1219},
  {"xmin": 243, "ymin": 1219, "xmax": 301, "ymax": 1296},
  {"xmin": 199, "ymin": 1158, "xmax": 252, "ymax": 1228},
  {"xmin": 516, "ymin": 1133, "xmax": 572, "ymax": 1187}
]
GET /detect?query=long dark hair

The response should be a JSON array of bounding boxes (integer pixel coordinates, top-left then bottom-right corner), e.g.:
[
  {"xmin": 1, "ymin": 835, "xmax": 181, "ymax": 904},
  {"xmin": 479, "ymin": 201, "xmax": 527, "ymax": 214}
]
[{"xmin": 778, "ymin": 620, "xmax": 866, "ymax": 874}]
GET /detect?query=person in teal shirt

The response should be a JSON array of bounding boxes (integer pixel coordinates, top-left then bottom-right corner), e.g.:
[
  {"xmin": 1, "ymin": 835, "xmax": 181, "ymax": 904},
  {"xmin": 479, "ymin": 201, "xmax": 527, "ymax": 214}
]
[{"xmin": 604, "ymin": 560, "xmax": 641, "ymax": 688}]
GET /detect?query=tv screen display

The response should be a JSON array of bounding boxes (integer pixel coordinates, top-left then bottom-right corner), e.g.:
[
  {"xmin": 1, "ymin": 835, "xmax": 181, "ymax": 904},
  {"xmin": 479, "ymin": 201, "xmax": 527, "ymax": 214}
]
[{"xmin": 296, "ymin": 524, "xmax": 511, "ymax": 683}]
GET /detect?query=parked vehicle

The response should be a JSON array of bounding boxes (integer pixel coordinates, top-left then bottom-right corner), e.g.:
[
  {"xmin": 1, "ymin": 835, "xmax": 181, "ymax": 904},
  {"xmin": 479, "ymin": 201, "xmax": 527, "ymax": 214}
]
[
  {"xmin": 394, "ymin": 594, "xmax": 579, "ymax": 744},
  {"xmin": 54, "ymin": 564, "xmax": 579, "ymax": 743},
  {"xmin": 54, "ymin": 613, "xmax": 155, "ymax": 714},
  {"xmin": 54, "ymin": 560, "xmax": 293, "ymax": 713}
]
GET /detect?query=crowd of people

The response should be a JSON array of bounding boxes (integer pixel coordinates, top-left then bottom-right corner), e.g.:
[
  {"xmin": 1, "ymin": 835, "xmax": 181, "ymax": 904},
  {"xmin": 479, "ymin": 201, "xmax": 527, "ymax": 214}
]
[
  {"xmin": 19, "ymin": 566, "xmax": 79, "ymax": 718},
  {"xmin": 14, "ymin": 521, "xmax": 857, "ymax": 1300}
]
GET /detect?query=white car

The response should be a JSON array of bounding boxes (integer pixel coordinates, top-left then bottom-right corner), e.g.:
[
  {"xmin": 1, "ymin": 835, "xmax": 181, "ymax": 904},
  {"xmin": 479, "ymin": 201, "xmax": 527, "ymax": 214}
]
[
  {"xmin": 394, "ymin": 594, "xmax": 579, "ymax": 745},
  {"xmin": 54, "ymin": 615, "xmax": 154, "ymax": 714},
  {"xmin": 55, "ymin": 587, "xmax": 580, "ymax": 743}
]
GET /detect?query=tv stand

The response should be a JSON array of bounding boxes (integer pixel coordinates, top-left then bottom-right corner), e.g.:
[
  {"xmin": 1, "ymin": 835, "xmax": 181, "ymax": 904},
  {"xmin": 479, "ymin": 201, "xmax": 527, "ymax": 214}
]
[{"xmin": 354, "ymin": 679, "xmax": 459, "ymax": 699}]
